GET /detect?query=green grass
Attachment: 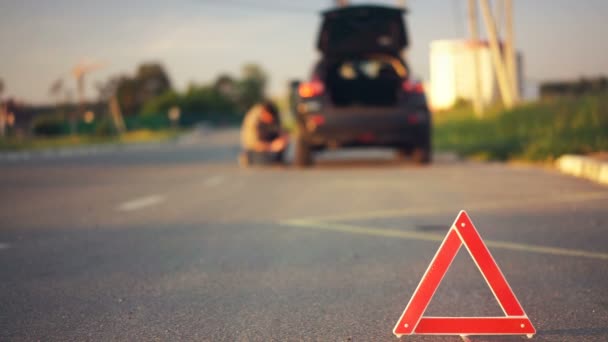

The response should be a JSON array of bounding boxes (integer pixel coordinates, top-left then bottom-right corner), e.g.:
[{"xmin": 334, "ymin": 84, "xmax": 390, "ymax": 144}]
[
  {"xmin": 433, "ymin": 94, "xmax": 608, "ymax": 161},
  {"xmin": 0, "ymin": 129, "xmax": 179, "ymax": 152}
]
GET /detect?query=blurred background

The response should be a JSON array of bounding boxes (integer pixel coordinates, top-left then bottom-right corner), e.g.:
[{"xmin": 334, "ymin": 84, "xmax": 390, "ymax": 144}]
[
  {"xmin": 2, "ymin": 1, "xmax": 608, "ymax": 341},
  {"xmin": 1, "ymin": 0, "xmax": 606, "ymax": 160}
]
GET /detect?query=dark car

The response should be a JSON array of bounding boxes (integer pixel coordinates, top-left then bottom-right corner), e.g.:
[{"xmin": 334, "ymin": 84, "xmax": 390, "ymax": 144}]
[{"xmin": 292, "ymin": 5, "xmax": 432, "ymax": 166}]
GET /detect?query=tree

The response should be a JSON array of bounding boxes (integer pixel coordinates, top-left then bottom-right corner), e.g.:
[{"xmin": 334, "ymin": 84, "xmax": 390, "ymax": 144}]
[
  {"xmin": 48, "ymin": 79, "xmax": 63, "ymax": 99},
  {"xmin": 140, "ymin": 90, "xmax": 181, "ymax": 116},
  {"xmin": 136, "ymin": 62, "xmax": 268, "ymax": 125},
  {"xmin": 0, "ymin": 79, "xmax": 4, "ymax": 137},
  {"xmin": 112, "ymin": 62, "xmax": 173, "ymax": 115},
  {"xmin": 182, "ymin": 85, "xmax": 237, "ymax": 118},
  {"xmin": 135, "ymin": 63, "xmax": 172, "ymax": 105},
  {"xmin": 214, "ymin": 74, "xmax": 238, "ymax": 101},
  {"xmin": 95, "ymin": 77, "xmax": 119, "ymax": 102},
  {"xmin": 116, "ymin": 76, "xmax": 139, "ymax": 115},
  {"xmin": 237, "ymin": 63, "xmax": 268, "ymax": 112}
]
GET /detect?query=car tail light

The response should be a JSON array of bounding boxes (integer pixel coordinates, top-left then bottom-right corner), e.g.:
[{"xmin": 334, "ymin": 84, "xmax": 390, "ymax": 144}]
[
  {"xmin": 358, "ymin": 132, "xmax": 375, "ymax": 143},
  {"xmin": 402, "ymin": 80, "xmax": 425, "ymax": 94},
  {"xmin": 306, "ymin": 114, "xmax": 325, "ymax": 130},
  {"xmin": 298, "ymin": 80, "xmax": 325, "ymax": 98},
  {"xmin": 308, "ymin": 115, "xmax": 325, "ymax": 126}
]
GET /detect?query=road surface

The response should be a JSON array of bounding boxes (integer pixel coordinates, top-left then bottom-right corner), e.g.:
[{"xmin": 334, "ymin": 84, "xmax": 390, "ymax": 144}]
[{"xmin": 1, "ymin": 128, "xmax": 607, "ymax": 341}]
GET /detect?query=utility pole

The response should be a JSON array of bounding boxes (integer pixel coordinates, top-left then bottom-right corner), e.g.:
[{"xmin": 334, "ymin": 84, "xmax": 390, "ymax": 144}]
[
  {"xmin": 494, "ymin": 0, "xmax": 504, "ymax": 38},
  {"xmin": 109, "ymin": 94, "xmax": 126, "ymax": 134},
  {"xmin": 0, "ymin": 79, "xmax": 5, "ymax": 137},
  {"xmin": 479, "ymin": 0, "xmax": 514, "ymax": 108},
  {"xmin": 504, "ymin": 0, "xmax": 519, "ymax": 102},
  {"xmin": 467, "ymin": 0, "xmax": 484, "ymax": 117}
]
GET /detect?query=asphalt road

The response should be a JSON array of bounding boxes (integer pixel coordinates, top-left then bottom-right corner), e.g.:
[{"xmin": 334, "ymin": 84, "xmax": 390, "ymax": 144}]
[{"xmin": 1, "ymin": 128, "xmax": 608, "ymax": 341}]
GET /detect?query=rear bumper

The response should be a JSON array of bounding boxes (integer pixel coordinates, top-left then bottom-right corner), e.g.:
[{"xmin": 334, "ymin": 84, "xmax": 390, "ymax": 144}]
[{"xmin": 302, "ymin": 107, "xmax": 430, "ymax": 148}]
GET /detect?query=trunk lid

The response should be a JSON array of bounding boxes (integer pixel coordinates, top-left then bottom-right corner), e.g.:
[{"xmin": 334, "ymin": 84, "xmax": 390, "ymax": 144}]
[{"xmin": 317, "ymin": 5, "xmax": 409, "ymax": 59}]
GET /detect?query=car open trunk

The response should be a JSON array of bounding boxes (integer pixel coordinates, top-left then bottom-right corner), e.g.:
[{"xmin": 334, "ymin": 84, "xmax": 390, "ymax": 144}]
[
  {"xmin": 324, "ymin": 55, "xmax": 405, "ymax": 107},
  {"xmin": 317, "ymin": 5, "xmax": 409, "ymax": 107}
]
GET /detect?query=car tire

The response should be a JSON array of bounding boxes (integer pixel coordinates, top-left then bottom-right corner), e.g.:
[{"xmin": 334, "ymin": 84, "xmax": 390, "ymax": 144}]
[
  {"xmin": 294, "ymin": 131, "xmax": 313, "ymax": 167},
  {"xmin": 412, "ymin": 133, "xmax": 432, "ymax": 165},
  {"xmin": 412, "ymin": 147, "xmax": 431, "ymax": 164},
  {"xmin": 395, "ymin": 147, "xmax": 411, "ymax": 160}
]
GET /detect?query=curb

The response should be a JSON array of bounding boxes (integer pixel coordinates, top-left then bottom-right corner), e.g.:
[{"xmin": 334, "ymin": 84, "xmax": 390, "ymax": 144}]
[{"xmin": 556, "ymin": 154, "xmax": 608, "ymax": 185}]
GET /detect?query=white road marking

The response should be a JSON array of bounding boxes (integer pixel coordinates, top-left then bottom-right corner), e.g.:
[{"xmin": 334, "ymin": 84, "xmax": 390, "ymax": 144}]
[
  {"xmin": 204, "ymin": 175, "xmax": 225, "ymax": 187},
  {"xmin": 281, "ymin": 219, "xmax": 608, "ymax": 261},
  {"xmin": 289, "ymin": 191, "xmax": 608, "ymax": 223},
  {"xmin": 0, "ymin": 242, "xmax": 10, "ymax": 250},
  {"xmin": 117, "ymin": 195, "xmax": 165, "ymax": 212}
]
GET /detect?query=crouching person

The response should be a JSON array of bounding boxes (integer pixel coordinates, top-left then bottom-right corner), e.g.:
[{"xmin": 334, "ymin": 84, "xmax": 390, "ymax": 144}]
[{"xmin": 239, "ymin": 101, "xmax": 289, "ymax": 167}]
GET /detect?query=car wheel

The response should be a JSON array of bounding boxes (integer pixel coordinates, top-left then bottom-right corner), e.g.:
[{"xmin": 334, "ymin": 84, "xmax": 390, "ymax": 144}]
[
  {"xmin": 294, "ymin": 131, "xmax": 313, "ymax": 167},
  {"xmin": 395, "ymin": 147, "xmax": 411, "ymax": 160},
  {"xmin": 412, "ymin": 133, "xmax": 432, "ymax": 165},
  {"xmin": 412, "ymin": 146, "xmax": 431, "ymax": 164}
]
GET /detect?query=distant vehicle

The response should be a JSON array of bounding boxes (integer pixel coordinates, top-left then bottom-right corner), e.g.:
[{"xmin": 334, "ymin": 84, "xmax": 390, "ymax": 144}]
[{"xmin": 291, "ymin": 5, "xmax": 432, "ymax": 166}]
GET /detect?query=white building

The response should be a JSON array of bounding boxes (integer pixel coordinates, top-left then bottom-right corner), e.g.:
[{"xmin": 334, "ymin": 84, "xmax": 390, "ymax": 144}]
[{"xmin": 428, "ymin": 39, "xmax": 522, "ymax": 111}]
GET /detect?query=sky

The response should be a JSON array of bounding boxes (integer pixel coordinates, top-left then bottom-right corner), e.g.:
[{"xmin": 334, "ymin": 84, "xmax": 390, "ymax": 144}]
[{"xmin": 1, "ymin": 0, "xmax": 607, "ymax": 104}]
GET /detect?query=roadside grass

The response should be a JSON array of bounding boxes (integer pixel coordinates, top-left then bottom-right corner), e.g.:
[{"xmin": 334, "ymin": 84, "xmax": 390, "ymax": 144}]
[
  {"xmin": 433, "ymin": 94, "xmax": 608, "ymax": 161},
  {"xmin": 0, "ymin": 129, "xmax": 179, "ymax": 152}
]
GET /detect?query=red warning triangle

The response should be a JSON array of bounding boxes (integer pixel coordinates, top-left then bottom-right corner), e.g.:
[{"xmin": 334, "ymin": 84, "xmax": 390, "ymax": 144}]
[{"xmin": 393, "ymin": 210, "xmax": 535, "ymax": 338}]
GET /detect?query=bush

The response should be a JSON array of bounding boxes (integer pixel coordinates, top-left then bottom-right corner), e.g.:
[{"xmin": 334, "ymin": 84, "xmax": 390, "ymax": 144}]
[
  {"xmin": 125, "ymin": 114, "xmax": 171, "ymax": 131},
  {"xmin": 138, "ymin": 87, "xmax": 244, "ymax": 128},
  {"xmin": 31, "ymin": 115, "xmax": 68, "ymax": 136},
  {"xmin": 94, "ymin": 118, "xmax": 116, "ymax": 137},
  {"xmin": 140, "ymin": 90, "xmax": 181, "ymax": 116},
  {"xmin": 434, "ymin": 94, "xmax": 608, "ymax": 161}
]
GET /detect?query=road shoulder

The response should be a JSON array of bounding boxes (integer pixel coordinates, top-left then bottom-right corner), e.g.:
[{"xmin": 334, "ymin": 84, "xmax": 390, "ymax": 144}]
[{"xmin": 556, "ymin": 153, "xmax": 608, "ymax": 186}]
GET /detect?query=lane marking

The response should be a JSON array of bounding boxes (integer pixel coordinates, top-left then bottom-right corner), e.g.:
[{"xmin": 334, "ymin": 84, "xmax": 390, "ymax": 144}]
[
  {"xmin": 204, "ymin": 175, "xmax": 225, "ymax": 187},
  {"xmin": 117, "ymin": 195, "xmax": 165, "ymax": 212},
  {"xmin": 287, "ymin": 191, "xmax": 608, "ymax": 223},
  {"xmin": 0, "ymin": 243, "xmax": 10, "ymax": 250},
  {"xmin": 281, "ymin": 219, "xmax": 608, "ymax": 261}
]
